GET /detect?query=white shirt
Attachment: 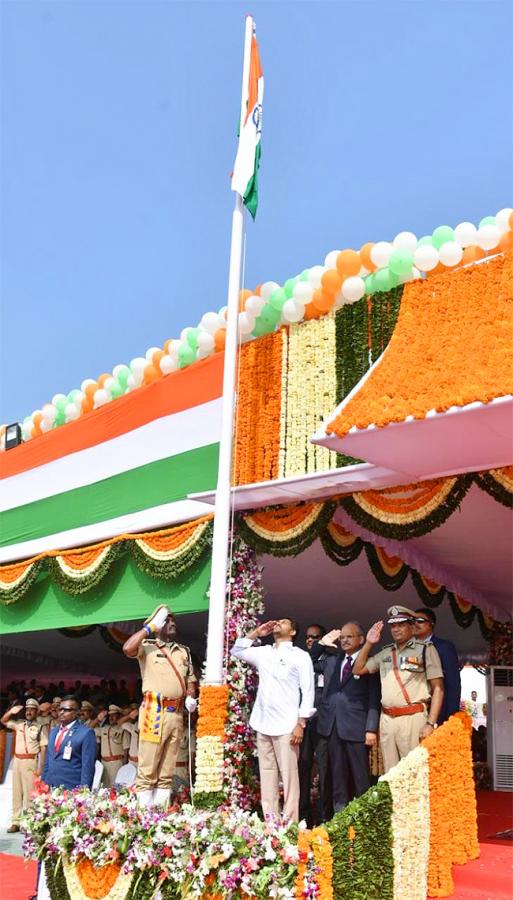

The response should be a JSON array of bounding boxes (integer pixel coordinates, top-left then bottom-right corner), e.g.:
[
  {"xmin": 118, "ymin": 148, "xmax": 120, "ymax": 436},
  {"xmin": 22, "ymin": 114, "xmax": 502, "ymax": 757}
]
[{"xmin": 231, "ymin": 638, "xmax": 315, "ymax": 736}]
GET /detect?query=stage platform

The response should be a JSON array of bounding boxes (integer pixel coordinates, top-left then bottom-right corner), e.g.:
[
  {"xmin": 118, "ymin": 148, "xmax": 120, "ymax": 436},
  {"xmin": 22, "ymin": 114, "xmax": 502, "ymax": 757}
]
[{"xmin": 0, "ymin": 791, "xmax": 511, "ymax": 899}]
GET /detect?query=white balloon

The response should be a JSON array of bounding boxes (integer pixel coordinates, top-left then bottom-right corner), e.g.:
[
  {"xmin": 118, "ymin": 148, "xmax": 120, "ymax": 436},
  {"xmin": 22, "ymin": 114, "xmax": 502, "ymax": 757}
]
[
  {"xmin": 126, "ymin": 373, "xmax": 137, "ymax": 391},
  {"xmin": 240, "ymin": 331, "xmax": 253, "ymax": 344},
  {"xmin": 52, "ymin": 393, "xmax": 67, "ymax": 406},
  {"xmin": 145, "ymin": 346, "xmax": 161, "ymax": 363},
  {"xmin": 495, "ymin": 208, "xmax": 513, "ymax": 233},
  {"xmin": 245, "ymin": 295, "xmax": 265, "ymax": 315},
  {"xmin": 22, "ymin": 422, "xmax": 33, "ymax": 441},
  {"xmin": 238, "ymin": 311, "xmax": 255, "ymax": 334},
  {"xmin": 370, "ymin": 241, "xmax": 392, "ymax": 268},
  {"xmin": 93, "ymin": 389, "xmax": 109, "ymax": 409},
  {"xmin": 281, "ymin": 299, "xmax": 303, "ymax": 323},
  {"xmin": 324, "ymin": 250, "xmax": 339, "ymax": 269},
  {"xmin": 197, "ymin": 331, "xmax": 215, "ymax": 352},
  {"xmin": 159, "ymin": 354, "xmax": 177, "ymax": 375},
  {"xmin": 260, "ymin": 281, "xmax": 280, "ymax": 301},
  {"xmin": 42, "ymin": 403, "xmax": 56, "ymax": 423},
  {"xmin": 393, "ymin": 231, "xmax": 417, "ymax": 253},
  {"xmin": 341, "ymin": 276, "xmax": 365, "ymax": 303},
  {"xmin": 454, "ymin": 222, "xmax": 477, "ymax": 247},
  {"xmin": 333, "ymin": 292, "xmax": 346, "ymax": 310},
  {"xmin": 167, "ymin": 340, "xmax": 180, "ymax": 361},
  {"xmin": 413, "ymin": 245, "xmax": 439, "ymax": 271},
  {"xmin": 219, "ymin": 306, "xmax": 228, "ymax": 322},
  {"xmin": 200, "ymin": 312, "xmax": 220, "ymax": 334},
  {"xmin": 40, "ymin": 419, "xmax": 52, "ymax": 433},
  {"xmin": 130, "ymin": 357, "xmax": 147, "ymax": 385},
  {"xmin": 65, "ymin": 403, "xmax": 79, "ymax": 422},
  {"xmin": 399, "ymin": 266, "xmax": 420, "ymax": 284},
  {"xmin": 103, "ymin": 376, "xmax": 115, "ymax": 397},
  {"xmin": 476, "ymin": 224, "xmax": 501, "ymax": 251},
  {"xmin": 81, "ymin": 378, "xmax": 96, "ymax": 392},
  {"xmin": 293, "ymin": 281, "xmax": 313, "ymax": 305},
  {"xmin": 438, "ymin": 241, "xmax": 463, "ymax": 267},
  {"xmin": 307, "ymin": 265, "xmax": 326, "ymax": 288},
  {"xmin": 197, "ymin": 346, "xmax": 211, "ymax": 359},
  {"xmin": 359, "ymin": 265, "xmax": 370, "ymax": 277}
]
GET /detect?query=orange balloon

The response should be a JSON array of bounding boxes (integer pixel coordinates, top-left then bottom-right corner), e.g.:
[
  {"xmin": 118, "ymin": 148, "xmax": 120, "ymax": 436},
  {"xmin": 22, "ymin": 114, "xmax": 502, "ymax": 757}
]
[
  {"xmin": 336, "ymin": 249, "xmax": 361, "ymax": 278},
  {"xmin": 97, "ymin": 373, "xmax": 111, "ymax": 388},
  {"xmin": 214, "ymin": 328, "xmax": 226, "ymax": 351},
  {"xmin": 151, "ymin": 349, "xmax": 164, "ymax": 367},
  {"xmin": 143, "ymin": 364, "xmax": 160, "ymax": 384},
  {"xmin": 499, "ymin": 230, "xmax": 513, "ymax": 252},
  {"xmin": 84, "ymin": 382, "xmax": 99, "ymax": 400},
  {"xmin": 461, "ymin": 246, "xmax": 485, "ymax": 265},
  {"xmin": 163, "ymin": 339, "xmax": 174, "ymax": 354},
  {"xmin": 360, "ymin": 242, "xmax": 376, "ymax": 272},
  {"xmin": 239, "ymin": 289, "xmax": 252, "ymax": 311},
  {"xmin": 312, "ymin": 288, "xmax": 335, "ymax": 313},
  {"xmin": 32, "ymin": 413, "xmax": 43, "ymax": 438},
  {"xmin": 304, "ymin": 302, "xmax": 322, "ymax": 320},
  {"xmin": 82, "ymin": 395, "xmax": 94, "ymax": 414},
  {"xmin": 254, "ymin": 284, "xmax": 262, "ymax": 296},
  {"xmin": 321, "ymin": 269, "xmax": 341, "ymax": 296}
]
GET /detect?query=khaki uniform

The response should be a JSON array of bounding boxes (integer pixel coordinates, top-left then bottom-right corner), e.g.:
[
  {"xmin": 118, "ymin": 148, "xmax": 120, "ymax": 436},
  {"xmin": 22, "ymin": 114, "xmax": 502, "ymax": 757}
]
[
  {"xmin": 135, "ymin": 639, "xmax": 196, "ymax": 791},
  {"xmin": 95, "ymin": 725, "xmax": 130, "ymax": 786},
  {"xmin": 7, "ymin": 720, "xmax": 48, "ymax": 824},
  {"xmin": 122, "ymin": 722, "xmax": 140, "ymax": 765},
  {"xmin": 36, "ymin": 715, "xmax": 52, "ymax": 728},
  {"xmin": 366, "ymin": 638, "xmax": 443, "ymax": 772}
]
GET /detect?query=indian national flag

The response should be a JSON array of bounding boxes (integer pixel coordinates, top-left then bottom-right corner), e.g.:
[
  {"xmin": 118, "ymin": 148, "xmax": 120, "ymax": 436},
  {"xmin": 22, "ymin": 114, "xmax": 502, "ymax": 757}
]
[{"xmin": 231, "ymin": 24, "xmax": 263, "ymax": 219}]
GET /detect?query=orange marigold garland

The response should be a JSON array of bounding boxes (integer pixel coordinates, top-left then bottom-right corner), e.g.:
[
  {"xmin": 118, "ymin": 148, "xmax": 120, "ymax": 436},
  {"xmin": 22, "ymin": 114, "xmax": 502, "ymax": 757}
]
[
  {"xmin": 75, "ymin": 858, "xmax": 122, "ymax": 899},
  {"xmin": 311, "ymin": 826, "xmax": 334, "ymax": 900},
  {"xmin": 327, "ymin": 251, "xmax": 513, "ymax": 438}
]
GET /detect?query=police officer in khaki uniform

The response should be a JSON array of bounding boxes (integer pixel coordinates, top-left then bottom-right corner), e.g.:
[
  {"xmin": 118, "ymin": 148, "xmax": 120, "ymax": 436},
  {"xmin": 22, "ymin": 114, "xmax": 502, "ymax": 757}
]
[
  {"xmin": 80, "ymin": 701, "xmax": 97, "ymax": 728},
  {"xmin": 123, "ymin": 605, "xmax": 197, "ymax": 807},
  {"xmin": 121, "ymin": 707, "xmax": 140, "ymax": 768},
  {"xmin": 353, "ymin": 606, "xmax": 444, "ymax": 773},
  {"xmin": 1, "ymin": 699, "xmax": 48, "ymax": 831},
  {"xmin": 95, "ymin": 705, "xmax": 130, "ymax": 786},
  {"xmin": 36, "ymin": 702, "xmax": 52, "ymax": 729}
]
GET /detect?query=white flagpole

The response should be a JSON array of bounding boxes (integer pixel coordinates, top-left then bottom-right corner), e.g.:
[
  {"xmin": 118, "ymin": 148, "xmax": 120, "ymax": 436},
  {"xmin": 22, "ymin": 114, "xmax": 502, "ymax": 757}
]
[{"xmin": 204, "ymin": 16, "xmax": 254, "ymax": 684}]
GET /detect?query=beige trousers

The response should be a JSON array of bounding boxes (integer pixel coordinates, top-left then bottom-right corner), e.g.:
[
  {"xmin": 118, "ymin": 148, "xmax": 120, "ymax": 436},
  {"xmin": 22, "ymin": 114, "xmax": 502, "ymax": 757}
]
[
  {"xmin": 12, "ymin": 758, "xmax": 37, "ymax": 824},
  {"xmin": 102, "ymin": 759, "xmax": 124, "ymax": 787},
  {"xmin": 135, "ymin": 709, "xmax": 182, "ymax": 791},
  {"xmin": 379, "ymin": 710, "xmax": 428, "ymax": 772},
  {"xmin": 256, "ymin": 731, "xmax": 300, "ymax": 823}
]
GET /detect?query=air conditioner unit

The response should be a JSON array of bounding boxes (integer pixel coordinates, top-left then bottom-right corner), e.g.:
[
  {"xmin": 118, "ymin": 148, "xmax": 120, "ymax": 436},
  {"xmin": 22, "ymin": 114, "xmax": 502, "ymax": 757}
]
[{"xmin": 488, "ymin": 666, "xmax": 513, "ymax": 791}]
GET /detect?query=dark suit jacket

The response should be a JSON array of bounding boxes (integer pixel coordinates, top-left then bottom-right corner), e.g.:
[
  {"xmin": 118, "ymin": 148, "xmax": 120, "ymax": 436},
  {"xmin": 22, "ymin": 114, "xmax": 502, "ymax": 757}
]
[
  {"xmin": 430, "ymin": 634, "xmax": 461, "ymax": 724},
  {"xmin": 42, "ymin": 720, "xmax": 97, "ymax": 789},
  {"xmin": 311, "ymin": 643, "xmax": 381, "ymax": 741}
]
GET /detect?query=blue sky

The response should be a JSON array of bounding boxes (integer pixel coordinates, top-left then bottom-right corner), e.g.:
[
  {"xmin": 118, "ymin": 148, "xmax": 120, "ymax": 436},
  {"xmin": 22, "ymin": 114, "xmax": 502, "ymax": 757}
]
[{"xmin": 1, "ymin": 0, "xmax": 511, "ymax": 423}]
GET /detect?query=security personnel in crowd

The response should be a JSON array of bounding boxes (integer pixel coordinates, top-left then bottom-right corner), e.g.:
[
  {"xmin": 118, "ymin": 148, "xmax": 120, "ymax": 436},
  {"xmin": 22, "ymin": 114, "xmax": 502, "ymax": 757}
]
[
  {"xmin": 80, "ymin": 701, "xmax": 97, "ymax": 728},
  {"xmin": 353, "ymin": 606, "xmax": 444, "ymax": 772},
  {"xmin": 36, "ymin": 702, "xmax": 52, "ymax": 728},
  {"xmin": 96, "ymin": 704, "xmax": 130, "ymax": 786},
  {"xmin": 121, "ymin": 706, "xmax": 140, "ymax": 768},
  {"xmin": 50, "ymin": 697, "xmax": 62, "ymax": 724},
  {"xmin": 123, "ymin": 605, "xmax": 197, "ymax": 807},
  {"xmin": 1, "ymin": 699, "xmax": 48, "ymax": 832}
]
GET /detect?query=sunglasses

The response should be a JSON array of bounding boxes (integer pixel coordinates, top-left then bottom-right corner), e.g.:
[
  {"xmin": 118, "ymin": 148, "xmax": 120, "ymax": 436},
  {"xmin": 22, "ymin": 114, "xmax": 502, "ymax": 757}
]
[
  {"xmin": 59, "ymin": 706, "xmax": 78, "ymax": 712},
  {"xmin": 414, "ymin": 618, "xmax": 430, "ymax": 624}
]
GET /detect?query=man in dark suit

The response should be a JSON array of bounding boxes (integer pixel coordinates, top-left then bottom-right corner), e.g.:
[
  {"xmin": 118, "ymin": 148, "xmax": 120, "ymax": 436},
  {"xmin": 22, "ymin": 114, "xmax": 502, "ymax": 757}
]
[
  {"xmin": 414, "ymin": 608, "xmax": 461, "ymax": 724},
  {"xmin": 299, "ymin": 623, "xmax": 332, "ymax": 825},
  {"xmin": 311, "ymin": 622, "xmax": 380, "ymax": 814},
  {"xmin": 41, "ymin": 695, "xmax": 97, "ymax": 790}
]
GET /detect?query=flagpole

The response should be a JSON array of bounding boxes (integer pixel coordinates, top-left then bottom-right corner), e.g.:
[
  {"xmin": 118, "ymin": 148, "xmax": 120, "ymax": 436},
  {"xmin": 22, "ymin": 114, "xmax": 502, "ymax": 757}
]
[{"xmin": 204, "ymin": 16, "xmax": 254, "ymax": 685}]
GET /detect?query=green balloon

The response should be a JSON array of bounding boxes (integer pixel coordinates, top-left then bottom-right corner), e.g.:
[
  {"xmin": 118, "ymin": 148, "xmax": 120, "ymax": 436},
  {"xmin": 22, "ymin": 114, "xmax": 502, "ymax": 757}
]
[
  {"xmin": 418, "ymin": 235, "xmax": 433, "ymax": 247},
  {"xmin": 186, "ymin": 327, "xmax": 200, "ymax": 350},
  {"xmin": 388, "ymin": 249, "xmax": 413, "ymax": 276},
  {"xmin": 67, "ymin": 389, "xmax": 82, "ymax": 404},
  {"xmin": 387, "ymin": 269, "xmax": 401, "ymax": 289},
  {"xmin": 269, "ymin": 289, "xmax": 287, "ymax": 311},
  {"xmin": 252, "ymin": 316, "xmax": 275, "ymax": 337},
  {"xmin": 479, "ymin": 215, "xmax": 496, "ymax": 228},
  {"xmin": 432, "ymin": 225, "xmax": 454, "ymax": 249},
  {"xmin": 374, "ymin": 268, "xmax": 393, "ymax": 293},
  {"xmin": 110, "ymin": 380, "xmax": 124, "ymax": 400},
  {"xmin": 178, "ymin": 345, "xmax": 196, "ymax": 368},
  {"xmin": 116, "ymin": 366, "xmax": 130, "ymax": 390},
  {"xmin": 54, "ymin": 411, "xmax": 66, "ymax": 427},
  {"xmin": 55, "ymin": 398, "xmax": 67, "ymax": 414},
  {"xmin": 260, "ymin": 302, "xmax": 281, "ymax": 325},
  {"xmin": 364, "ymin": 274, "xmax": 375, "ymax": 295},
  {"xmin": 299, "ymin": 270, "xmax": 310, "ymax": 282},
  {"xmin": 283, "ymin": 278, "xmax": 296, "ymax": 298}
]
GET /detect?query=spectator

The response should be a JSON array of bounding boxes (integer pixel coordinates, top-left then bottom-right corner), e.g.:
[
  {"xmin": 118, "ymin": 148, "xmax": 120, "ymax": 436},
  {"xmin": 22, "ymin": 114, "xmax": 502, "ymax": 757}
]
[
  {"xmin": 413, "ymin": 608, "xmax": 461, "ymax": 723},
  {"xmin": 299, "ymin": 623, "xmax": 332, "ymax": 826},
  {"xmin": 42, "ymin": 696, "xmax": 97, "ymax": 790}
]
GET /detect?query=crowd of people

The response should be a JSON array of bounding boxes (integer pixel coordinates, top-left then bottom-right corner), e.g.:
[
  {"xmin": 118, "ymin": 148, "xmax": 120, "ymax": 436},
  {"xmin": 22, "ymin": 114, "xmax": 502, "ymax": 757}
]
[{"xmin": 1, "ymin": 602, "xmax": 464, "ymax": 837}]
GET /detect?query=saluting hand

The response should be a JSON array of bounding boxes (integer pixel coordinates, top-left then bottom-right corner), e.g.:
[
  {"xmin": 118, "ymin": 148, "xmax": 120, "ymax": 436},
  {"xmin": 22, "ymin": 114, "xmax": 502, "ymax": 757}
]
[
  {"xmin": 366, "ymin": 621, "xmax": 384, "ymax": 645},
  {"xmin": 129, "ymin": 709, "xmax": 139, "ymax": 722},
  {"xmin": 320, "ymin": 629, "xmax": 341, "ymax": 647},
  {"xmin": 255, "ymin": 621, "xmax": 277, "ymax": 638},
  {"xmin": 9, "ymin": 704, "xmax": 23, "ymax": 716}
]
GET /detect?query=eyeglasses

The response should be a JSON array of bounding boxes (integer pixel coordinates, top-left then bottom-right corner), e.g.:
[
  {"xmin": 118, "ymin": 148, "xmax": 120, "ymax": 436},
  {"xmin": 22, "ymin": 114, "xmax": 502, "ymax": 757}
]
[
  {"xmin": 59, "ymin": 706, "xmax": 77, "ymax": 712},
  {"xmin": 306, "ymin": 634, "xmax": 321, "ymax": 640}
]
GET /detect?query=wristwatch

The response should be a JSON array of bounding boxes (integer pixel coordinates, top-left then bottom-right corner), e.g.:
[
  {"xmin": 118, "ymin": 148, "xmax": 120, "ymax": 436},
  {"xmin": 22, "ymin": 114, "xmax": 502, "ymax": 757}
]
[{"xmin": 427, "ymin": 721, "xmax": 438, "ymax": 728}]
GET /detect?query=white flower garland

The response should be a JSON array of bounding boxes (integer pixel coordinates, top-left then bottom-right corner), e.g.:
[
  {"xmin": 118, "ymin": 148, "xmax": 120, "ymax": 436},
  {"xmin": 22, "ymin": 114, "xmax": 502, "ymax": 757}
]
[
  {"xmin": 194, "ymin": 735, "xmax": 225, "ymax": 793},
  {"xmin": 381, "ymin": 745, "xmax": 430, "ymax": 900}
]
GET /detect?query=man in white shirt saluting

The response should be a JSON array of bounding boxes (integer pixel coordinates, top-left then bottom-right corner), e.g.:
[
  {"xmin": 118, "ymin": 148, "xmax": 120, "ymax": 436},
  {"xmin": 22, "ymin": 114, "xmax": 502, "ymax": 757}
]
[{"xmin": 231, "ymin": 617, "xmax": 315, "ymax": 823}]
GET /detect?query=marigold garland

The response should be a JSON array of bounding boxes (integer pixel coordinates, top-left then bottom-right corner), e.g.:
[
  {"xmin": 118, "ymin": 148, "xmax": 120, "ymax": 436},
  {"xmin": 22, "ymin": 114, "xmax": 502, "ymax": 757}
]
[
  {"xmin": 238, "ymin": 501, "xmax": 337, "ymax": 557},
  {"xmin": 364, "ymin": 544, "xmax": 409, "ymax": 590},
  {"xmin": 311, "ymin": 826, "xmax": 334, "ymax": 900},
  {"xmin": 327, "ymin": 252, "xmax": 513, "ymax": 438},
  {"xmin": 320, "ymin": 521, "xmax": 364, "ymax": 565},
  {"xmin": 475, "ymin": 465, "xmax": 513, "ymax": 509}
]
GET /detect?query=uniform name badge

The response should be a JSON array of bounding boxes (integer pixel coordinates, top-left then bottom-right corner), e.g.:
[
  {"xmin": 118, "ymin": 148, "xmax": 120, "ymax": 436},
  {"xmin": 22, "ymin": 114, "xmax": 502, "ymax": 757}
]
[
  {"xmin": 317, "ymin": 674, "xmax": 324, "ymax": 687},
  {"xmin": 63, "ymin": 743, "xmax": 72, "ymax": 760}
]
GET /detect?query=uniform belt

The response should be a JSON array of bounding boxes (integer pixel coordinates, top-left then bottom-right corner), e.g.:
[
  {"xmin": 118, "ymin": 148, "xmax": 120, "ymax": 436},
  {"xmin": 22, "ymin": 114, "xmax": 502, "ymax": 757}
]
[
  {"xmin": 175, "ymin": 761, "xmax": 187, "ymax": 767},
  {"xmin": 102, "ymin": 754, "xmax": 124, "ymax": 762},
  {"xmin": 129, "ymin": 755, "xmax": 138, "ymax": 763},
  {"xmin": 162, "ymin": 697, "xmax": 183, "ymax": 711},
  {"xmin": 382, "ymin": 702, "xmax": 426, "ymax": 717},
  {"xmin": 15, "ymin": 753, "xmax": 37, "ymax": 759}
]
